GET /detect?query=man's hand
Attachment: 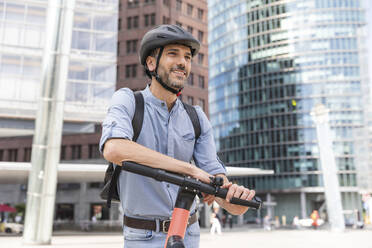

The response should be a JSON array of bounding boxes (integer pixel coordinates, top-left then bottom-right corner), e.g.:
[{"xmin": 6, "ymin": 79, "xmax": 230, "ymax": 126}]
[
  {"xmin": 190, "ymin": 165, "xmax": 212, "ymax": 184},
  {"xmin": 201, "ymin": 193, "xmax": 215, "ymax": 205},
  {"xmin": 208, "ymin": 174, "xmax": 255, "ymax": 215},
  {"xmin": 219, "ymin": 182, "xmax": 255, "ymax": 215}
]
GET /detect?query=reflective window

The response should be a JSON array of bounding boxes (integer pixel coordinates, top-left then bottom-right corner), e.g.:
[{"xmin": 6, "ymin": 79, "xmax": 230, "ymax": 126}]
[
  {"xmin": 0, "ymin": 1, "xmax": 118, "ymax": 118},
  {"xmin": 209, "ymin": 0, "xmax": 366, "ymax": 191}
]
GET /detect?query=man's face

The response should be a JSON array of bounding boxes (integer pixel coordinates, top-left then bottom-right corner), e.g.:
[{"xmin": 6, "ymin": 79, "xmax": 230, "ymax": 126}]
[{"xmin": 156, "ymin": 44, "xmax": 192, "ymax": 90}]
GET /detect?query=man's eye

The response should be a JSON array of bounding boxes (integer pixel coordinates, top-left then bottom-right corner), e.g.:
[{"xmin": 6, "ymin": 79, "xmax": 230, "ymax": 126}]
[
  {"xmin": 185, "ymin": 56, "xmax": 191, "ymax": 60},
  {"xmin": 169, "ymin": 52, "xmax": 176, "ymax": 55}
]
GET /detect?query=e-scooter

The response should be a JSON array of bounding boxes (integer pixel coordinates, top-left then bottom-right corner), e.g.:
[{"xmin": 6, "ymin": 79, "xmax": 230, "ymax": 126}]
[{"xmin": 121, "ymin": 161, "xmax": 262, "ymax": 248}]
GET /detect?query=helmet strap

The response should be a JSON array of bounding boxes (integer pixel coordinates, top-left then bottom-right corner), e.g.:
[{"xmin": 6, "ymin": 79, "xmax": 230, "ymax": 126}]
[
  {"xmin": 152, "ymin": 46, "xmax": 183, "ymax": 95},
  {"xmin": 154, "ymin": 47, "xmax": 164, "ymax": 75}
]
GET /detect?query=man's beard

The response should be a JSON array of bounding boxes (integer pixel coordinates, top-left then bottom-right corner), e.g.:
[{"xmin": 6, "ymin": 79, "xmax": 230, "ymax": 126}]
[{"xmin": 157, "ymin": 64, "xmax": 188, "ymax": 90}]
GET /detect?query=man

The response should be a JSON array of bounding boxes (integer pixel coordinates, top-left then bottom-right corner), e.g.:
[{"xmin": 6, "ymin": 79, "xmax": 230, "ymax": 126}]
[{"xmin": 100, "ymin": 25, "xmax": 256, "ymax": 248}]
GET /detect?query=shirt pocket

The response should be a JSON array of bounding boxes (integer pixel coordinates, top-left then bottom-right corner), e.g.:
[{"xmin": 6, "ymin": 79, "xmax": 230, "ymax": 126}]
[
  {"xmin": 173, "ymin": 126, "xmax": 195, "ymax": 162},
  {"xmin": 179, "ymin": 132, "xmax": 195, "ymax": 161},
  {"xmin": 123, "ymin": 226, "xmax": 153, "ymax": 241}
]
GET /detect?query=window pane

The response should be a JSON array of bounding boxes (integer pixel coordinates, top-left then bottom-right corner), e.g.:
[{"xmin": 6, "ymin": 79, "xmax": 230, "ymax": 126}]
[
  {"xmin": 23, "ymin": 56, "xmax": 41, "ymax": 78},
  {"xmin": 24, "ymin": 25, "xmax": 43, "ymax": 47},
  {"xmin": 93, "ymin": 32, "xmax": 116, "ymax": 53},
  {"xmin": 91, "ymin": 64, "xmax": 115, "ymax": 82},
  {"xmin": 1, "ymin": 55, "xmax": 21, "ymax": 74},
  {"xmin": 3, "ymin": 23, "xmax": 21, "ymax": 46},
  {"xmin": 66, "ymin": 82, "xmax": 89, "ymax": 102},
  {"xmin": 6, "ymin": 3, "xmax": 25, "ymax": 21},
  {"xmin": 69, "ymin": 62, "xmax": 89, "ymax": 80},
  {"xmin": 93, "ymin": 14, "xmax": 116, "ymax": 32},
  {"xmin": 72, "ymin": 31, "xmax": 90, "ymax": 50},
  {"xmin": 74, "ymin": 11, "xmax": 91, "ymax": 29},
  {"xmin": 26, "ymin": 6, "xmax": 45, "ymax": 24}
]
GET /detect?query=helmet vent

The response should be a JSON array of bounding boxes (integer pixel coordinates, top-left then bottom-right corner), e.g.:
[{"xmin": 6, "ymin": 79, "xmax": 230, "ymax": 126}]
[
  {"xmin": 157, "ymin": 34, "xmax": 166, "ymax": 38},
  {"xmin": 167, "ymin": 27, "xmax": 177, "ymax": 33}
]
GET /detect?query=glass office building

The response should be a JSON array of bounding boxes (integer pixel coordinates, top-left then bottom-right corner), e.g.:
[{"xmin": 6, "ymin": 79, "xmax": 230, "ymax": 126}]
[
  {"xmin": 0, "ymin": 0, "xmax": 118, "ymax": 123},
  {"xmin": 0, "ymin": 0, "xmax": 118, "ymax": 225},
  {"xmin": 209, "ymin": 0, "xmax": 367, "ymax": 220}
]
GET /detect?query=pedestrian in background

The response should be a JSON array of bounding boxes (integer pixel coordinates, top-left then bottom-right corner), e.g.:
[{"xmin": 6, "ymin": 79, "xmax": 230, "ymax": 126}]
[
  {"xmin": 210, "ymin": 212, "xmax": 222, "ymax": 235},
  {"xmin": 292, "ymin": 215, "xmax": 300, "ymax": 229},
  {"xmin": 311, "ymin": 210, "xmax": 319, "ymax": 229},
  {"xmin": 227, "ymin": 213, "xmax": 233, "ymax": 229},
  {"xmin": 263, "ymin": 215, "xmax": 271, "ymax": 231}
]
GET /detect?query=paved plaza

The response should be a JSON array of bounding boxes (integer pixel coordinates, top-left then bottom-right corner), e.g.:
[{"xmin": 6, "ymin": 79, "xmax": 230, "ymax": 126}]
[{"xmin": 1, "ymin": 227, "xmax": 372, "ymax": 248}]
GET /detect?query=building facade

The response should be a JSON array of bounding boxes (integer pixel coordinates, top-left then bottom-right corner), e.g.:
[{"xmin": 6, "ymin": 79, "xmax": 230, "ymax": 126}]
[
  {"xmin": 0, "ymin": 0, "xmax": 118, "ymax": 124},
  {"xmin": 208, "ymin": 0, "xmax": 367, "ymax": 222},
  {"xmin": 117, "ymin": 0, "xmax": 209, "ymax": 114},
  {"xmin": 0, "ymin": 0, "xmax": 118, "ymax": 226},
  {"xmin": 0, "ymin": 0, "xmax": 211, "ymax": 228}
]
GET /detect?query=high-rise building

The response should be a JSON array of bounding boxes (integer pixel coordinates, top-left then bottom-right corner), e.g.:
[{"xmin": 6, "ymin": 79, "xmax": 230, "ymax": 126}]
[
  {"xmin": 117, "ymin": 0, "xmax": 209, "ymax": 114},
  {"xmin": 0, "ymin": 0, "xmax": 118, "ymax": 159},
  {"xmin": 209, "ymin": 0, "xmax": 367, "ymax": 221},
  {"xmin": 355, "ymin": 0, "xmax": 372, "ymax": 195},
  {"xmin": 0, "ymin": 0, "xmax": 118, "ymax": 225}
]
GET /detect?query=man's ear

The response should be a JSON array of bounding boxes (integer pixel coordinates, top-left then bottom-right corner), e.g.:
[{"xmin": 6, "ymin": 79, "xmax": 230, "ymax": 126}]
[{"xmin": 146, "ymin": 56, "xmax": 156, "ymax": 72}]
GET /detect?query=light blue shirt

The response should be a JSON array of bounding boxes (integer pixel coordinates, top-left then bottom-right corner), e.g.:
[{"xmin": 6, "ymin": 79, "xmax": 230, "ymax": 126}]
[{"xmin": 99, "ymin": 85, "xmax": 226, "ymax": 220}]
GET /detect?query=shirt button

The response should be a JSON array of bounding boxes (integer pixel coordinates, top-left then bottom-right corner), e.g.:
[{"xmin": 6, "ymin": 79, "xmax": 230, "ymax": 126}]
[
  {"xmin": 167, "ymin": 184, "xmax": 170, "ymax": 188},
  {"xmin": 161, "ymin": 103, "xmax": 165, "ymax": 107}
]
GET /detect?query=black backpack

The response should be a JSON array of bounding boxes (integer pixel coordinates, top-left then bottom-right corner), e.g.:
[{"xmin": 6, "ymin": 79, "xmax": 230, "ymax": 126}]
[{"xmin": 100, "ymin": 90, "xmax": 201, "ymax": 208}]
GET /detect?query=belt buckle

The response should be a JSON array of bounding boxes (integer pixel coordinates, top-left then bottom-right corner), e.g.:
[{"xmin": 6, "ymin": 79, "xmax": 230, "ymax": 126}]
[{"xmin": 162, "ymin": 219, "xmax": 171, "ymax": 233}]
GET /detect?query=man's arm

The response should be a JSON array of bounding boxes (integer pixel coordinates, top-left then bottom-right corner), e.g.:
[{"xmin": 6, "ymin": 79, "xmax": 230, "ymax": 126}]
[
  {"xmin": 203, "ymin": 174, "xmax": 256, "ymax": 215},
  {"xmin": 103, "ymin": 138, "xmax": 212, "ymax": 184}
]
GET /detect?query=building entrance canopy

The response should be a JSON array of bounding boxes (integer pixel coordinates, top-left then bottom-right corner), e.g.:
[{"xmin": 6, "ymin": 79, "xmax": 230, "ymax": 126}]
[{"xmin": 0, "ymin": 162, "xmax": 273, "ymax": 184}]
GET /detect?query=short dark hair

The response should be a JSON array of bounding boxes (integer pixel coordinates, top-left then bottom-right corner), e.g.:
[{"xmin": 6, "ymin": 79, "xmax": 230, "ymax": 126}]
[
  {"xmin": 144, "ymin": 48, "xmax": 161, "ymax": 79},
  {"xmin": 149, "ymin": 48, "xmax": 160, "ymax": 58}
]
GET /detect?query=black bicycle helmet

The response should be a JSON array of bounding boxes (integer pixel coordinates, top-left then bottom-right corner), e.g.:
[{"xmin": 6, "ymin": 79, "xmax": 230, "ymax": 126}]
[
  {"xmin": 139, "ymin": 25, "xmax": 200, "ymax": 95},
  {"xmin": 140, "ymin": 24, "xmax": 200, "ymax": 66}
]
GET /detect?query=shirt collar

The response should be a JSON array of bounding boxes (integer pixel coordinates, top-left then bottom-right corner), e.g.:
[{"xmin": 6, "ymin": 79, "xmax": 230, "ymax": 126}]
[{"xmin": 141, "ymin": 84, "xmax": 181, "ymax": 111}]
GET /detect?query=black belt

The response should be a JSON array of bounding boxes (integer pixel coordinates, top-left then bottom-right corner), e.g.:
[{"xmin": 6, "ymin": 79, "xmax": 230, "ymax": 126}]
[{"xmin": 123, "ymin": 212, "xmax": 198, "ymax": 233}]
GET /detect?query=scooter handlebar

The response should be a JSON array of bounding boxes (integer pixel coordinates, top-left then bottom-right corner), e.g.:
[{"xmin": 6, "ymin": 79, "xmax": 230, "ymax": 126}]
[{"xmin": 121, "ymin": 161, "xmax": 262, "ymax": 209}]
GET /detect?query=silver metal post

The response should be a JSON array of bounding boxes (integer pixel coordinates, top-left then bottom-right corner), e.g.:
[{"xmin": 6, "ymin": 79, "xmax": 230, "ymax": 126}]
[
  {"xmin": 23, "ymin": 0, "xmax": 75, "ymax": 244},
  {"xmin": 300, "ymin": 191, "xmax": 307, "ymax": 219},
  {"xmin": 266, "ymin": 193, "xmax": 272, "ymax": 218},
  {"xmin": 311, "ymin": 104, "xmax": 345, "ymax": 232}
]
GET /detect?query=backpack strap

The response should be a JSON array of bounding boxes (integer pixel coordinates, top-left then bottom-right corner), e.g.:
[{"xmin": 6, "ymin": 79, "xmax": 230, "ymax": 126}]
[
  {"xmin": 132, "ymin": 91, "xmax": 144, "ymax": 142},
  {"xmin": 106, "ymin": 90, "xmax": 144, "ymax": 208},
  {"xmin": 107, "ymin": 163, "xmax": 121, "ymax": 208},
  {"xmin": 181, "ymin": 102, "xmax": 201, "ymax": 141}
]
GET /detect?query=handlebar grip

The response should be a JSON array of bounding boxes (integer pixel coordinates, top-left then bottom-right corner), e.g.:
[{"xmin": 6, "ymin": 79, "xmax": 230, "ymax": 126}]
[
  {"xmin": 229, "ymin": 197, "xmax": 261, "ymax": 209},
  {"xmin": 215, "ymin": 188, "xmax": 262, "ymax": 209}
]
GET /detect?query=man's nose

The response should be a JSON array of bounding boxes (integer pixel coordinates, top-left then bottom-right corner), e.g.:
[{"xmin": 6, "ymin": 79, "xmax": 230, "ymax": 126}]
[{"xmin": 177, "ymin": 56, "xmax": 187, "ymax": 68}]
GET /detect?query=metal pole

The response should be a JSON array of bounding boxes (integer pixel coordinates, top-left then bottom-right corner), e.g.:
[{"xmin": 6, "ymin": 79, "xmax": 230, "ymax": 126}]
[
  {"xmin": 23, "ymin": 0, "xmax": 75, "ymax": 244},
  {"xmin": 266, "ymin": 193, "xmax": 272, "ymax": 218},
  {"xmin": 300, "ymin": 191, "xmax": 307, "ymax": 219},
  {"xmin": 311, "ymin": 104, "xmax": 345, "ymax": 232}
]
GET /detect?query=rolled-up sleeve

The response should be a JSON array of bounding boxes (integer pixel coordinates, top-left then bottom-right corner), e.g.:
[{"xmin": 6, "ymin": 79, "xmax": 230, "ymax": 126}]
[
  {"xmin": 193, "ymin": 106, "xmax": 226, "ymax": 176},
  {"xmin": 99, "ymin": 88, "xmax": 135, "ymax": 153}
]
